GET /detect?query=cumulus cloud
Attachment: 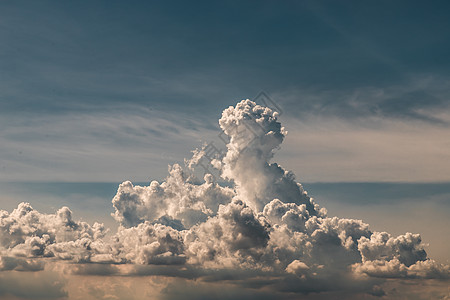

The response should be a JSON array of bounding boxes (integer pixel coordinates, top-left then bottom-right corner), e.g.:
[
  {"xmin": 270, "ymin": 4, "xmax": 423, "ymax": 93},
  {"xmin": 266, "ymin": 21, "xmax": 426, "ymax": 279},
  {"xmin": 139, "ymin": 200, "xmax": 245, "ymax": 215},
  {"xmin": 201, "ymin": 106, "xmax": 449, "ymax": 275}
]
[
  {"xmin": 218, "ymin": 100, "xmax": 319, "ymax": 214},
  {"xmin": 112, "ymin": 165, "xmax": 234, "ymax": 229},
  {"xmin": 0, "ymin": 202, "xmax": 108, "ymax": 263},
  {"xmin": 0, "ymin": 99, "xmax": 448, "ymax": 298}
]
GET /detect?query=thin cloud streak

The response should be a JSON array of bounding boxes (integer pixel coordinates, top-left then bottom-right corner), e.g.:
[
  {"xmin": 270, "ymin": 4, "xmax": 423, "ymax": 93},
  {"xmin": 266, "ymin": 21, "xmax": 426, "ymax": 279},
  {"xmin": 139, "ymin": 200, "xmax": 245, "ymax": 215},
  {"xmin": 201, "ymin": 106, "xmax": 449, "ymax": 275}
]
[
  {"xmin": 279, "ymin": 114, "xmax": 450, "ymax": 182},
  {"xmin": 0, "ymin": 107, "xmax": 219, "ymax": 182}
]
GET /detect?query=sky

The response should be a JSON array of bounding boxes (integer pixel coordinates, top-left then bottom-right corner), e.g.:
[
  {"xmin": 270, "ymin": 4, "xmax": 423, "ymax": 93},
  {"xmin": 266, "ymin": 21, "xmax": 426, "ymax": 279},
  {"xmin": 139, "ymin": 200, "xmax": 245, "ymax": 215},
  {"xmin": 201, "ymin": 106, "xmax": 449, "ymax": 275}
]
[{"xmin": 0, "ymin": 1, "xmax": 449, "ymax": 299}]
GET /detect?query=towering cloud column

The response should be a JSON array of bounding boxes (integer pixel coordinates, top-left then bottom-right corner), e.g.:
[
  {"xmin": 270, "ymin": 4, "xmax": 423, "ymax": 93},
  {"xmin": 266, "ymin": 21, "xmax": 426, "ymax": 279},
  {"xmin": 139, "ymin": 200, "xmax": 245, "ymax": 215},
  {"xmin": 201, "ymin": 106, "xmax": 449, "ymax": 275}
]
[{"xmin": 219, "ymin": 99, "xmax": 319, "ymax": 215}]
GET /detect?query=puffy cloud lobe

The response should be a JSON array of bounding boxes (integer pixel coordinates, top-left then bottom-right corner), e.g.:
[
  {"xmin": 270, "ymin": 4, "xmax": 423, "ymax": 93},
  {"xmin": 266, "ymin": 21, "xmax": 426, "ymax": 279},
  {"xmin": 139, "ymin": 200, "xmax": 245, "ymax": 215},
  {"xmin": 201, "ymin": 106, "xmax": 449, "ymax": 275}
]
[
  {"xmin": 285, "ymin": 260, "xmax": 309, "ymax": 275},
  {"xmin": 0, "ymin": 99, "xmax": 448, "ymax": 298},
  {"xmin": 352, "ymin": 231, "xmax": 448, "ymax": 280},
  {"xmin": 358, "ymin": 232, "xmax": 427, "ymax": 266},
  {"xmin": 112, "ymin": 222, "xmax": 186, "ymax": 265},
  {"xmin": 0, "ymin": 202, "xmax": 107, "ymax": 262},
  {"xmin": 263, "ymin": 199, "xmax": 310, "ymax": 232},
  {"xmin": 352, "ymin": 257, "xmax": 450, "ymax": 279},
  {"xmin": 112, "ymin": 164, "xmax": 234, "ymax": 229},
  {"xmin": 184, "ymin": 199, "xmax": 269, "ymax": 268}
]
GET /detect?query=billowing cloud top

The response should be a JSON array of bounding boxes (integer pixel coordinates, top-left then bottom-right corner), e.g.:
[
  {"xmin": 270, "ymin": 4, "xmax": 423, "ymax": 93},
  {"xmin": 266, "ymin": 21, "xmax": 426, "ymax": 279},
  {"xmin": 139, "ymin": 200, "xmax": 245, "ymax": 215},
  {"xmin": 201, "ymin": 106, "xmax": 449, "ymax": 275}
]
[{"xmin": 1, "ymin": 100, "xmax": 448, "ymax": 297}]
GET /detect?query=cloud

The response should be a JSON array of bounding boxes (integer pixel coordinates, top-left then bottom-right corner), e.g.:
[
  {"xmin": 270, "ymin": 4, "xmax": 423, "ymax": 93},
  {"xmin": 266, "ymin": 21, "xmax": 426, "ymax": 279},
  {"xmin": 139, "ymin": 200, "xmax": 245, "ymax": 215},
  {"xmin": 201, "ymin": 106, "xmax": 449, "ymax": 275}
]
[
  {"xmin": 218, "ymin": 100, "xmax": 319, "ymax": 214},
  {"xmin": 0, "ymin": 270, "xmax": 67, "ymax": 299},
  {"xmin": 111, "ymin": 165, "xmax": 234, "ymax": 229},
  {"xmin": 277, "ymin": 75, "xmax": 450, "ymax": 124},
  {"xmin": 277, "ymin": 115, "xmax": 450, "ymax": 182},
  {"xmin": 0, "ymin": 100, "xmax": 448, "ymax": 299},
  {"xmin": 352, "ymin": 258, "xmax": 450, "ymax": 280},
  {"xmin": 0, "ymin": 202, "xmax": 108, "ymax": 263},
  {"xmin": 0, "ymin": 106, "xmax": 219, "ymax": 182},
  {"xmin": 0, "ymin": 256, "xmax": 44, "ymax": 272}
]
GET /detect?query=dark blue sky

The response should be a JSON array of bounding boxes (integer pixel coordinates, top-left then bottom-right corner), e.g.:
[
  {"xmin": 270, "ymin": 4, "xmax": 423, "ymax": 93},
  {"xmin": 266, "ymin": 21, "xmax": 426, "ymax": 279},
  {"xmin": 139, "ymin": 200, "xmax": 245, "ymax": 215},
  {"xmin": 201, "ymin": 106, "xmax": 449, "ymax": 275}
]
[{"xmin": 2, "ymin": 0, "xmax": 449, "ymax": 118}]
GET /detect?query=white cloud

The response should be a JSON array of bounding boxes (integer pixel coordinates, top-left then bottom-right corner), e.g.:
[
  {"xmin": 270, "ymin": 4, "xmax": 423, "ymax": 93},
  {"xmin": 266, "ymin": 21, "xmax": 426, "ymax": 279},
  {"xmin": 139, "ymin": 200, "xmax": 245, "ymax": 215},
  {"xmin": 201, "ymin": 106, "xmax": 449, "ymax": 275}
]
[
  {"xmin": 0, "ymin": 202, "xmax": 108, "ymax": 263},
  {"xmin": 0, "ymin": 100, "xmax": 448, "ymax": 299}
]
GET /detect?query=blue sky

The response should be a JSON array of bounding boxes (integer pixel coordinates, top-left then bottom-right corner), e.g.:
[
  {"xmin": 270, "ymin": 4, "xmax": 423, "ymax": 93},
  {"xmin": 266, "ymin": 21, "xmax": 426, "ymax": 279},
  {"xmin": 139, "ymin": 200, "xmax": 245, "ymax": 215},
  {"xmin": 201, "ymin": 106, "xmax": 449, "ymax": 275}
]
[
  {"xmin": 1, "ymin": 0, "xmax": 450, "ymax": 182},
  {"xmin": 0, "ymin": 2, "xmax": 450, "ymax": 299},
  {"xmin": 2, "ymin": 0, "xmax": 449, "ymax": 114}
]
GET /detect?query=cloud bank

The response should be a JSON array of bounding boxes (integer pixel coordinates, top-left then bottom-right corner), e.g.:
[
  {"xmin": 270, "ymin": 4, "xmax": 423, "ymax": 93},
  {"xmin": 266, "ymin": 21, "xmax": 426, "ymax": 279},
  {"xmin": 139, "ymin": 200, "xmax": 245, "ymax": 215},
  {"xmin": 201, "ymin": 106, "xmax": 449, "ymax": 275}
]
[{"xmin": 1, "ymin": 100, "xmax": 448, "ymax": 299}]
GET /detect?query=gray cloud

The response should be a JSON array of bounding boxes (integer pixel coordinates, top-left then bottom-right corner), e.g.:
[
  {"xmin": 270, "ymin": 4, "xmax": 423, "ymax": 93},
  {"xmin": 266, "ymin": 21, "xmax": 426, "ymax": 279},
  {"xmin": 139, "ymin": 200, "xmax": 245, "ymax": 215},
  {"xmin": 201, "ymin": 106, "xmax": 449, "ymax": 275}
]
[
  {"xmin": 0, "ymin": 270, "xmax": 67, "ymax": 299},
  {"xmin": 0, "ymin": 100, "xmax": 448, "ymax": 299}
]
